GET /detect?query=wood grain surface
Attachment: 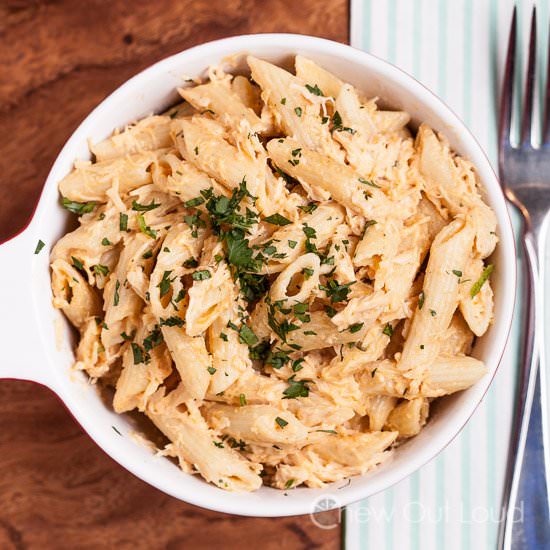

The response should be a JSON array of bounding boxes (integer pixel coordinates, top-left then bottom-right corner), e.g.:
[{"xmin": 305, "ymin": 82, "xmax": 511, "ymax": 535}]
[{"xmin": 0, "ymin": 1, "xmax": 348, "ymax": 548}]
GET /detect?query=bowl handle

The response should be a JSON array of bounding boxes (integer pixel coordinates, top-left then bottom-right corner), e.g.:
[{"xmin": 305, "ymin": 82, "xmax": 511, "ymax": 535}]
[{"xmin": 0, "ymin": 230, "xmax": 57, "ymax": 389}]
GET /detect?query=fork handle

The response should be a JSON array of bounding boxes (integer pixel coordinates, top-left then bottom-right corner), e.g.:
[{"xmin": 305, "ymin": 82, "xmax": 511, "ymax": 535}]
[{"xmin": 499, "ymin": 226, "xmax": 550, "ymax": 549}]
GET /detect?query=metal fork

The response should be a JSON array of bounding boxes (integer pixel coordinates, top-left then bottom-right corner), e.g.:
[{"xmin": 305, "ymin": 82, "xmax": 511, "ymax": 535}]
[{"xmin": 498, "ymin": 6, "xmax": 550, "ymax": 549}]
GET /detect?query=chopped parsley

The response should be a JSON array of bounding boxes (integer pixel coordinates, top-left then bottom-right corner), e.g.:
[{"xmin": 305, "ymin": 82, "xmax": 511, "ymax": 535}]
[
  {"xmin": 274, "ymin": 166, "xmax": 293, "ymax": 183},
  {"xmin": 131, "ymin": 343, "xmax": 144, "ymax": 364},
  {"xmin": 452, "ymin": 269, "xmax": 463, "ymax": 278},
  {"xmin": 183, "ymin": 258, "xmax": 199, "ymax": 268},
  {"xmin": 266, "ymin": 298, "xmax": 300, "ymax": 343},
  {"xmin": 61, "ymin": 197, "xmax": 96, "ymax": 215},
  {"xmin": 292, "ymin": 358, "xmax": 304, "ymax": 372},
  {"xmin": 121, "ymin": 330, "xmax": 136, "ymax": 341},
  {"xmin": 239, "ymin": 393, "xmax": 247, "ymax": 406},
  {"xmin": 34, "ymin": 240, "xmax": 45, "ymax": 254},
  {"xmin": 237, "ymin": 272, "xmax": 268, "ymax": 303},
  {"xmin": 71, "ymin": 256, "xmax": 84, "ymax": 271},
  {"xmin": 348, "ymin": 322, "xmax": 364, "ymax": 333},
  {"xmin": 136, "ymin": 213, "xmax": 157, "ymax": 238},
  {"xmin": 319, "ymin": 278, "xmax": 355, "ymax": 303},
  {"xmin": 305, "ymin": 83, "xmax": 323, "ymax": 96},
  {"xmin": 298, "ymin": 202, "xmax": 318, "ymax": 214},
  {"xmin": 119, "ymin": 213, "xmax": 129, "ymax": 232},
  {"xmin": 383, "ymin": 323, "xmax": 394, "ymax": 337},
  {"xmin": 358, "ymin": 177, "xmax": 380, "ymax": 188},
  {"xmin": 143, "ymin": 326, "xmax": 163, "ymax": 352},
  {"xmin": 324, "ymin": 305, "xmax": 337, "ymax": 318},
  {"xmin": 192, "ymin": 269, "xmax": 211, "ymax": 281},
  {"xmin": 101, "ymin": 237, "xmax": 112, "ymax": 246},
  {"xmin": 184, "ymin": 196, "xmax": 205, "ymax": 208},
  {"xmin": 132, "ymin": 200, "xmax": 160, "ymax": 212},
  {"xmin": 288, "ymin": 240, "xmax": 297, "ymax": 249},
  {"xmin": 249, "ymin": 340, "xmax": 270, "ymax": 362},
  {"xmin": 470, "ymin": 264, "xmax": 494, "ymax": 297},
  {"xmin": 293, "ymin": 302, "xmax": 310, "ymax": 323},
  {"xmin": 331, "ymin": 111, "xmax": 356, "ymax": 134},
  {"xmin": 160, "ymin": 316, "xmax": 184, "ymax": 327},
  {"xmin": 93, "ymin": 264, "xmax": 109, "ymax": 276},
  {"xmin": 114, "ymin": 280, "xmax": 120, "ymax": 306},
  {"xmin": 275, "ymin": 416, "xmax": 288, "ymax": 428},
  {"xmin": 294, "ymin": 107, "xmax": 303, "ymax": 117},
  {"xmin": 363, "ymin": 220, "xmax": 378, "ymax": 236},
  {"xmin": 285, "ymin": 479, "xmax": 295, "ymax": 489},
  {"xmin": 283, "ymin": 376, "xmax": 309, "ymax": 399},
  {"xmin": 264, "ymin": 213, "xmax": 292, "ymax": 226},
  {"xmin": 157, "ymin": 270, "xmax": 174, "ymax": 298},
  {"xmin": 183, "ymin": 212, "xmax": 206, "ymax": 238},
  {"xmin": 264, "ymin": 349, "xmax": 290, "ymax": 369},
  {"xmin": 173, "ymin": 289, "xmax": 186, "ymax": 303},
  {"xmin": 238, "ymin": 324, "xmax": 259, "ymax": 346},
  {"xmin": 418, "ymin": 290, "xmax": 425, "ymax": 310},
  {"xmin": 207, "ymin": 366, "xmax": 217, "ymax": 375},
  {"xmin": 302, "ymin": 224, "xmax": 316, "ymax": 239},
  {"xmin": 280, "ymin": 97, "xmax": 287, "ymax": 105}
]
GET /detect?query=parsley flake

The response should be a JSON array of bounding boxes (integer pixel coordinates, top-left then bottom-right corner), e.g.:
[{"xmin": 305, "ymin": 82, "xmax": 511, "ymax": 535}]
[
  {"xmin": 348, "ymin": 322, "xmax": 364, "ymax": 333},
  {"xmin": 305, "ymin": 83, "xmax": 323, "ymax": 96},
  {"xmin": 61, "ymin": 198, "xmax": 96, "ymax": 215},
  {"xmin": 238, "ymin": 324, "xmax": 259, "ymax": 346},
  {"xmin": 470, "ymin": 264, "xmax": 494, "ymax": 297},
  {"xmin": 192, "ymin": 269, "xmax": 211, "ymax": 281},
  {"xmin": 132, "ymin": 200, "xmax": 160, "ymax": 212},
  {"xmin": 34, "ymin": 240, "xmax": 45, "ymax": 255},
  {"xmin": 264, "ymin": 213, "xmax": 292, "ymax": 226},
  {"xmin": 418, "ymin": 290, "xmax": 425, "ymax": 310},
  {"xmin": 283, "ymin": 376, "xmax": 309, "ymax": 399},
  {"xmin": 137, "ymin": 213, "xmax": 157, "ymax": 238},
  {"xmin": 157, "ymin": 270, "xmax": 174, "ymax": 298},
  {"xmin": 319, "ymin": 278, "xmax": 355, "ymax": 303},
  {"xmin": 119, "ymin": 213, "xmax": 129, "ymax": 232},
  {"xmin": 358, "ymin": 177, "xmax": 380, "ymax": 188},
  {"xmin": 275, "ymin": 417, "xmax": 288, "ymax": 428},
  {"xmin": 114, "ymin": 280, "xmax": 120, "ymax": 306}
]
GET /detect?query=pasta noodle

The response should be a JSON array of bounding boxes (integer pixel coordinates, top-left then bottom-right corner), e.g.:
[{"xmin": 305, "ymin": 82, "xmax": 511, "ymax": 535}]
[{"xmin": 50, "ymin": 54, "xmax": 497, "ymax": 492}]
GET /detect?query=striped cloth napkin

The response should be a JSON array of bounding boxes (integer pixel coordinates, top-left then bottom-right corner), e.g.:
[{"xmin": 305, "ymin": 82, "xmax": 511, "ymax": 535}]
[{"xmin": 345, "ymin": 0, "xmax": 544, "ymax": 548}]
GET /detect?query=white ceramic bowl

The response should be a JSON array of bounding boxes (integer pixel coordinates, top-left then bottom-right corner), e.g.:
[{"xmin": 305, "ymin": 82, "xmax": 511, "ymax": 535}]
[{"xmin": 0, "ymin": 34, "xmax": 516, "ymax": 517}]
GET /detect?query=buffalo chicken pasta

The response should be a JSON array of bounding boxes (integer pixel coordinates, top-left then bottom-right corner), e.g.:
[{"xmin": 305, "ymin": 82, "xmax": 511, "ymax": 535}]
[{"xmin": 50, "ymin": 55, "xmax": 496, "ymax": 491}]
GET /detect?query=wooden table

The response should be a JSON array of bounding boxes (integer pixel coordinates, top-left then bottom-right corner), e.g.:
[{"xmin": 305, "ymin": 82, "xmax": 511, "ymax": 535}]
[{"xmin": 0, "ymin": 1, "xmax": 348, "ymax": 548}]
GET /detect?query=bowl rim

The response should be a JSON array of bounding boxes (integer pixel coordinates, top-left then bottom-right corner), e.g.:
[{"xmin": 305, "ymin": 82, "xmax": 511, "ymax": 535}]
[{"xmin": 27, "ymin": 32, "xmax": 516, "ymax": 517}]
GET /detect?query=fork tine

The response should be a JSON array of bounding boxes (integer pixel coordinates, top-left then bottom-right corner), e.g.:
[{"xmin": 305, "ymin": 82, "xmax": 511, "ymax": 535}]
[
  {"xmin": 521, "ymin": 6, "xmax": 537, "ymax": 146},
  {"xmin": 499, "ymin": 6, "xmax": 517, "ymax": 156},
  {"xmin": 543, "ymin": 17, "xmax": 550, "ymax": 145}
]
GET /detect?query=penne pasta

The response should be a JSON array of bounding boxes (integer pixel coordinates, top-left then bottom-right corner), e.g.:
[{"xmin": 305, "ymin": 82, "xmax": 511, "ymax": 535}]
[{"xmin": 51, "ymin": 54, "xmax": 497, "ymax": 493}]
